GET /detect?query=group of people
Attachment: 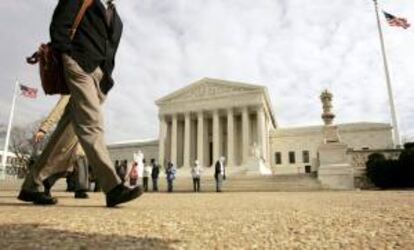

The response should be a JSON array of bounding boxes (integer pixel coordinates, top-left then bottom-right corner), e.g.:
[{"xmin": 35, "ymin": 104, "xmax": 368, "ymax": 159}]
[
  {"xmin": 107, "ymin": 156, "xmax": 227, "ymax": 193},
  {"xmin": 190, "ymin": 156, "xmax": 227, "ymax": 193},
  {"xmin": 111, "ymin": 157, "xmax": 177, "ymax": 193},
  {"xmin": 114, "ymin": 158, "xmax": 160, "ymax": 192},
  {"xmin": 144, "ymin": 156, "xmax": 227, "ymax": 193}
]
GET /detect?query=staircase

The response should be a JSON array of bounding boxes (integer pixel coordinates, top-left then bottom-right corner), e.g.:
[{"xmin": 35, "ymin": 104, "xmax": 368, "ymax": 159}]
[
  {"xmin": 154, "ymin": 174, "xmax": 323, "ymax": 192},
  {"xmin": 0, "ymin": 174, "xmax": 323, "ymax": 192}
]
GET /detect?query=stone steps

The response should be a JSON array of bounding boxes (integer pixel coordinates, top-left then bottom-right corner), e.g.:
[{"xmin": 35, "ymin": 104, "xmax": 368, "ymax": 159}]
[
  {"xmin": 0, "ymin": 174, "xmax": 323, "ymax": 192},
  {"xmin": 148, "ymin": 174, "xmax": 323, "ymax": 192}
]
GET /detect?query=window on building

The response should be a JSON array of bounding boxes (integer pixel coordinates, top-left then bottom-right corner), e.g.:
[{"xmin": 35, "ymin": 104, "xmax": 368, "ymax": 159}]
[
  {"xmin": 302, "ymin": 150, "xmax": 310, "ymax": 163},
  {"xmin": 275, "ymin": 152, "xmax": 282, "ymax": 164},
  {"xmin": 289, "ymin": 151, "xmax": 295, "ymax": 164}
]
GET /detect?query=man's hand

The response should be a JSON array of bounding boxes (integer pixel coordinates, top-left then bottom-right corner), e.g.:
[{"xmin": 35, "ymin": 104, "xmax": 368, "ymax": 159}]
[{"xmin": 34, "ymin": 130, "xmax": 46, "ymax": 143}]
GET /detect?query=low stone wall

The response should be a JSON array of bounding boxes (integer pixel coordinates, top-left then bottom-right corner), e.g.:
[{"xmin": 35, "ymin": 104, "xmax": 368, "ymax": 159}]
[{"xmin": 348, "ymin": 148, "xmax": 402, "ymax": 189}]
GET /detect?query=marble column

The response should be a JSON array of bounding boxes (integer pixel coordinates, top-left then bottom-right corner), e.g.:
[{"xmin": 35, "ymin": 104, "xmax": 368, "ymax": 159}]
[
  {"xmin": 213, "ymin": 109, "xmax": 220, "ymax": 165},
  {"xmin": 227, "ymin": 108, "xmax": 235, "ymax": 167},
  {"xmin": 197, "ymin": 111, "xmax": 204, "ymax": 166},
  {"xmin": 183, "ymin": 112, "xmax": 191, "ymax": 168},
  {"xmin": 257, "ymin": 107, "xmax": 266, "ymax": 160},
  {"xmin": 265, "ymin": 115, "xmax": 270, "ymax": 164},
  {"xmin": 242, "ymin": 106, "xmax": 250, "ymax": 163},
  {"xmin": 171, "ymin": 114, "xmax": 178, "ymax": 165},
  {"xmin": 158, "ymin": 115, "xmax": 167, "ymax": 167}
]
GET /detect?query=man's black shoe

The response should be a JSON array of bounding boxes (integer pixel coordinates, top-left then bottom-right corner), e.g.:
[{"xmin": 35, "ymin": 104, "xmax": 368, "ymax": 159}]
[
  {"xmin": 42, "ymin": 180, "xmax": 52, "ymax": 197},
  {"xmin": 17, "ymin": 190, "xmax": 58, "ymax": 205},
  {"xmin": 106, "ymin": 184, "xmax": 143, "ymax": 207},
  {"xmin": 74, "ymin": 191, "xmax": 89, "ymax": 199},
  {"xmin": 44, "ymin": 189, "xmax": 51, "ymax": 197}
]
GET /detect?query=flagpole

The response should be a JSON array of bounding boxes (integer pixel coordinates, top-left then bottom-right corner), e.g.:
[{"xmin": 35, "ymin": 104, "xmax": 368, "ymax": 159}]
[
  {"xmin": 0, "ymin": 80, "xmax": 19, "ymax": 180},
  {"xmin": 373, "ymin": 0, "xmax": 401, "ymax": 148}
]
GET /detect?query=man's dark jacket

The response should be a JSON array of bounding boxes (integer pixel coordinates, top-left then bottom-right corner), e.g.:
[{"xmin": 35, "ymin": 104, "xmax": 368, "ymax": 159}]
[
  {"xmin": 214, "ymin": 161, "xmax": 226, "ymax": 180},
  {"xmin": 50, "ymin": 0, "xmax": 123, "ymax": 94},
  {"xmin": 151, "ymin": 164, "xmax": 160, "ymax": 179}
]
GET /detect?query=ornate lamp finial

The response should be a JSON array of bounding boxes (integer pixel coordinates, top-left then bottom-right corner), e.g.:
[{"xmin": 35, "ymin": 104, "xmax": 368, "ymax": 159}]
[{"xmin": 320, "ymin": 89, "xmax": 335, "ymax": 126}]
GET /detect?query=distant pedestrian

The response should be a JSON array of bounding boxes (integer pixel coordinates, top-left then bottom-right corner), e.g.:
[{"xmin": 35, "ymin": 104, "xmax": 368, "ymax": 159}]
[
  {"xmin": 89, "ymin": 164, "xmax": 101, "ymax": 192},
  {"xmin": 214, "ymin": 156, "xmax": 226, "ymax": 192},
  {"xmin": 134, "ymin": 150, "xmax": 145, "ymax": 181},
  {"xmin": 191, "ymin": 160, "xmax": 203, "ymax": 192},
  {"xmin": 151, "ymin": 159, "xmax": 160, "ymax": 192},
  {"xmin": 115, "ymin": 160, "xmax": 127, "ymax": 182},
  {"xmin": 166, "ymin": 162, "xmax": 176, "ymax": 193},
  {"xmin": 143, "ymin": 159, "xmax": 152, "ymax": 192},
  {"xmin": 127, "ymin": 161, "xmax": 139, "ymax": 187}
]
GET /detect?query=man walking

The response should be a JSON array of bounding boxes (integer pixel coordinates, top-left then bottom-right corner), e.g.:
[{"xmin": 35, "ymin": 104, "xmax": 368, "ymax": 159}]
[
  {"xmin": 214, "ymin": 157, "xmax": 226, "ymax": 192},
  {"xmin": 35, "ymin": 96, "xmax": 89, "ymax": 199},
  {"xmin": 18, "ymin": 0, "xmax": 142, "ymax": 207}
]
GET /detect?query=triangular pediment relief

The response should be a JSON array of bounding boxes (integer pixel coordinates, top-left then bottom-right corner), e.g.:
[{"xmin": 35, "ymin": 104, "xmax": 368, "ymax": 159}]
[{"xmin": 157, "ymin": 78, "xmax": 263, "ymax": 104}]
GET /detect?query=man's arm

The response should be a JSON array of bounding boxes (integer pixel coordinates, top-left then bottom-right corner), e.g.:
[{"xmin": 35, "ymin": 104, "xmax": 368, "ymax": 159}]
[
  {"xmin": 39, "ymin": 95, "xmax": 70, "ymax": 133},
  {"xmin": 49, "ymin": 0, "xmax": 81, "ymax": 53}
]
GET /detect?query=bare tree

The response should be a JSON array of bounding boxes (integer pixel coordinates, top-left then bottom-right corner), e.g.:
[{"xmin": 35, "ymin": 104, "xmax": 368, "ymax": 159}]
[{"xmin": 9, "ymin": 118, "xmax": 50, "ymax": 173}]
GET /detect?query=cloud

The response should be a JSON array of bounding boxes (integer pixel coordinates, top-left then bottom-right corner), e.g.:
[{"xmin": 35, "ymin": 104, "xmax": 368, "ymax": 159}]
[{"xmin": 0, "ymin": 0, "xmax": 413, "ymax": 144}]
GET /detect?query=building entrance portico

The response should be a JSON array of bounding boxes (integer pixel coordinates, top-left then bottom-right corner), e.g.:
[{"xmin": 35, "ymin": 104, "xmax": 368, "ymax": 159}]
[{"xmin": 156, "ymin": 78, "xmax": 277, "ymax": 172}]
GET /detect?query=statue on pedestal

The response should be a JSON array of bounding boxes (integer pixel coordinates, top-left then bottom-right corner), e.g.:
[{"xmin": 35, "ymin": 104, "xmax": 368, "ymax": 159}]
[
  {"xmin": 317, "ymin": 89, "xmax": 354, "ymax": 190},
  {"xmin": 245, "ymin": 142, "xmax": 272, "ymax": 175},
  {"xmin": 250, "ymin": 142, "xmax": 262, "ymax": 161}
]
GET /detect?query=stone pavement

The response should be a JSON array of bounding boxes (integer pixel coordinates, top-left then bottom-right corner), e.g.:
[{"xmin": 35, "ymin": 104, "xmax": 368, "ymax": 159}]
[{"xmin": 0, "ymin": 190, "xmax": 413, "ymax": 249}]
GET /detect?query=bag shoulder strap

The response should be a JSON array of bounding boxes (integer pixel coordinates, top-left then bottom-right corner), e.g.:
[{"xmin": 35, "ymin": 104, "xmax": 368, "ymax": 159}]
[{"xmin": 69, "ymin": 0, "xmax": 94, "ymax": 40}]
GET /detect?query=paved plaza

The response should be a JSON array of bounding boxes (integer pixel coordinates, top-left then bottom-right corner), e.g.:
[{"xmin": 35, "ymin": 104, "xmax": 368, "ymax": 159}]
[{"xmin": 0, "ymin": 190, "xmax": 413, "ymax": 249}]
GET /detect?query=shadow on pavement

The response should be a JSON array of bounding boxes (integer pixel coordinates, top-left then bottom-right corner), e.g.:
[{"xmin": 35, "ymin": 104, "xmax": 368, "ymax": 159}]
[
  {"xmin": 0, "ymin": 223, "xmax": 179, "ymax": 249},
  {"xmin": 0, "ymin": 202, "xmax": 104, "ymax": 208}
]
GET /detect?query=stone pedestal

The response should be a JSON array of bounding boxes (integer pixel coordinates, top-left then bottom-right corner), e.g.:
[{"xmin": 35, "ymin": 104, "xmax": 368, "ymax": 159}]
[
  {"xmin": 318, "ymin": 143, "xmax": 354, "ymax": 190},
  {"xmin": 323, "ymin": 125, "xmax": 340, "ymax": 143}
]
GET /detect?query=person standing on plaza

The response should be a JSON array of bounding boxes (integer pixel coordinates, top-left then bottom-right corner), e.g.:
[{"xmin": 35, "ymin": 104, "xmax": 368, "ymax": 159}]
[
  {"xmin": 214, "ymin": 157, "xmax": 226, "ymax": 192},
  {"xmin": 166, "ymin": 162, "xmax": 176, "ymax": 193},
  {"xmin": 114, "ymin": 160, "xmax": 125, "ymax": 182},
  {"xmin": 142, "ymin": 159, "xmax": 152, "ymax": 192},
  {"xmin": 125, "ymin": 161, "xmax": 139, "ymax": 187},
  {"xmin": 134, "ymin": 150, "xmax": 145, "ymax": 182},
  {"xmin": 191, "ymin": 160, "xmax": 203, "ymax": 192},
  {"xmin": 150, "ymin": 159, "xmax": 160, "ymax": 191},
  {"xmin": 18, "ymin": 0, "xmax": 143, "ymax": 207}
]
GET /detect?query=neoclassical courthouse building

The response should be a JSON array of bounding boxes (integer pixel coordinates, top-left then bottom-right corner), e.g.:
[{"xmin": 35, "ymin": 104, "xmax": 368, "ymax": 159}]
[{"xmin": 108, "ymin": 78, "xmax": 393, "ymax": 175}]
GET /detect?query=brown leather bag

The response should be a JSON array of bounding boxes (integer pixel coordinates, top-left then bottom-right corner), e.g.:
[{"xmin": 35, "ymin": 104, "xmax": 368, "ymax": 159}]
[{"xmin": 26, "ymin": 0, "xmax": 93, "ymax": 95}]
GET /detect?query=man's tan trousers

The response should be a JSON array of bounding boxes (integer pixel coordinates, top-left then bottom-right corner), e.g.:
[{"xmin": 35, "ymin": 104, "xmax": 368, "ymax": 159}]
[{"xmin": 22, "ymin": 55, "xmax": 121, "ymax": 193}]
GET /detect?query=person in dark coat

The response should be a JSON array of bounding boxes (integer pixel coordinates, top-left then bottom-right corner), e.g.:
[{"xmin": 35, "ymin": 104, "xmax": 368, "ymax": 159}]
[
  {"xmin": 151, "ymin": 159, "xmax": 160, "ymax": 192},
  {"xmin": 114, "ymin": 160, "xmax": 125, "ymax": 182},
  {"xmin": 214, "ymin": 156, "xmax": 226, "ymax": 192},
  {"xmin": 18, "ymin": 0, "xmax": 143, "ymax": 207}
]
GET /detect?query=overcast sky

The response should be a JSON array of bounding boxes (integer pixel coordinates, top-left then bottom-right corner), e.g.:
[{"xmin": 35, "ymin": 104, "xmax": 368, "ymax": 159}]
[{"xmin": 0, "ymin": 0, "xmax": 413, "ymax": 143}]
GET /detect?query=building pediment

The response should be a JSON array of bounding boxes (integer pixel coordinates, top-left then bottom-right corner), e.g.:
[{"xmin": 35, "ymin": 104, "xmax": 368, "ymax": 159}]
[{"xmin": 156, "ymin": 78, "xmax": 263, "ymax": 105}]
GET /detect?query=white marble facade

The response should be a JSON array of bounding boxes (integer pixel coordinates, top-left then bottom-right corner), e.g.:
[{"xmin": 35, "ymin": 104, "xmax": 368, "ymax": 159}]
[
  {"xmin": 107, "ymin": 78, "xmax": 393, "ymax": 175},
  {"xmin": 270, "ymin": 123, "xmax": 393, "ymax": 174},
  {"xmin": 156, "ymin": 78, "xmax": 276, "ymax": 169}
]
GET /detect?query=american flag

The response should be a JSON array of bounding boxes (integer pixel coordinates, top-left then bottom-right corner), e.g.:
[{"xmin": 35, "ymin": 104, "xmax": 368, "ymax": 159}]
[
  {"xmin": 19, "ymin": 84, "xmax": 38, "ymax": 99},
  {"xmin": 383, "ymin": 11, "xmax": 411, "ymax": 29}
]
